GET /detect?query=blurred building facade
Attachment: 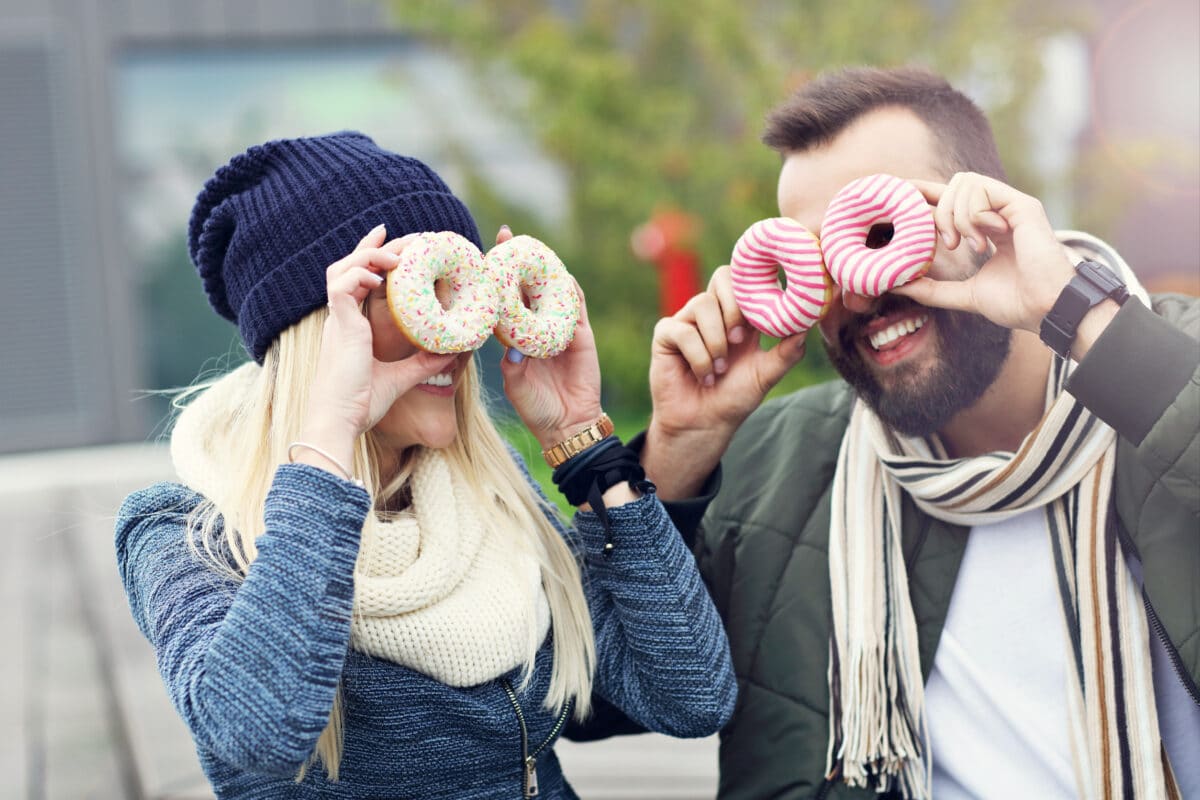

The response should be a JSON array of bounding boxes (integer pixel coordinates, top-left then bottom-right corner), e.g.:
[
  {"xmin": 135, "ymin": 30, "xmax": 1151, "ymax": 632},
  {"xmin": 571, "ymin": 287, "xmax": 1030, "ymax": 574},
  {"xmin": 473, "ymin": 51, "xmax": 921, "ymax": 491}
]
[
  {"xmin": 1, "ymin": 0, "xmax": 398, "ymax": 452},
  {"xmin": 0, "ymin": 0, "xmax": 1196, "ymax": 455}
]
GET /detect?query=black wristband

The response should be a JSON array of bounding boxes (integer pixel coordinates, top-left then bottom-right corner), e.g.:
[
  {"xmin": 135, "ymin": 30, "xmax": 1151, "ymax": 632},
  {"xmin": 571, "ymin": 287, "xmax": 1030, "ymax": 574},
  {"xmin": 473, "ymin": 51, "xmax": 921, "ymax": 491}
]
[
  {"xmin": 552, "ymin": 438, "xmax": 656, "ymax": 557},
  {"xmin": 1039, "ymin": 260, "xmax": 1129, "ymax": 358},
  {"xmin": 552, "ymin": 436, "xmax": 621, "ymax": 496}
]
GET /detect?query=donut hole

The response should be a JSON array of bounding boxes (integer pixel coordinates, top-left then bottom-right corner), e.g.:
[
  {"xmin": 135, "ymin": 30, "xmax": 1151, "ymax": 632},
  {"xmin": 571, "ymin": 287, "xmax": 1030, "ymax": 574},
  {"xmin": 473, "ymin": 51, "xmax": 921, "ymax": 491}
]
[
  {"xmin": 434, "ymin": 279, "xmax": 453, "ymax": 310},
  {"xmin": 776, "ymin": 265, "xmax": 789, "ymax": 290},
  {"xmin": 865, "ymin": 223, "xmax": 895, "ymax": 249}
]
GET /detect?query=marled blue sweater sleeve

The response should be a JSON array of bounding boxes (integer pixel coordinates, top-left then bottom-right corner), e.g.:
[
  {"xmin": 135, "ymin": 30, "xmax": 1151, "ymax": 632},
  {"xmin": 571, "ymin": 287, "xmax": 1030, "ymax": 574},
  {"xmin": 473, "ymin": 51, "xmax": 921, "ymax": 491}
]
[
  {"xmin": 507, "ymin": 446, "xmax": 736, "ymax": 737},
  {"xmin": 573, "ymin": 494, "xmax": 737, "ymax": 737},
  {"xmin": 114, "ymin": 464, "xmax": 371, "ymax": 776}
]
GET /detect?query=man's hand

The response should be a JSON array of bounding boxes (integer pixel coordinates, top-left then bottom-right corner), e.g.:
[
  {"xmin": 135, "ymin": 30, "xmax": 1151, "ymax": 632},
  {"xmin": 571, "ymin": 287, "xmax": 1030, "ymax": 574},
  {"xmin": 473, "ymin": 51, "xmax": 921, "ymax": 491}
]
[
  {"xmin": 645, "ymin": 265, "xmax": 807, "ymax": 499},
  {"xmin": 897, "ymin": 173, "xmax": 1078, "ymax": 334}
]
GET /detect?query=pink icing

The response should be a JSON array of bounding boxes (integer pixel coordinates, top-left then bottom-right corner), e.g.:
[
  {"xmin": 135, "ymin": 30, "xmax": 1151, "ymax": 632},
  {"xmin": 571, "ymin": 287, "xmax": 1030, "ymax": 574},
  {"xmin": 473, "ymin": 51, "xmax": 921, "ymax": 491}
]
[
  {"xmin": 730, "ymin": 218, "xmax": 831, "ymax": 338},
  {"xmin": 820, "ymin": 174, "xmax": 936, "ymax": 296},
  {"xmin": 387, "ymin": 232, "xmax": 499, "ymax": 353},
  {"xmin": 489, "ymin": 235, "xmax": 579, "ymax": 358}
]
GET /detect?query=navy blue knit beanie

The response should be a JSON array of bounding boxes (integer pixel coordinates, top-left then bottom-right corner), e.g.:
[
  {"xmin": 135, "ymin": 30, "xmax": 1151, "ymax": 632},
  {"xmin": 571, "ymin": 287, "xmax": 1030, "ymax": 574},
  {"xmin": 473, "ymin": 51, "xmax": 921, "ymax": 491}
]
[{"xmin": 187, "ymin": 132, "xmax": 482, "ymax": 363}]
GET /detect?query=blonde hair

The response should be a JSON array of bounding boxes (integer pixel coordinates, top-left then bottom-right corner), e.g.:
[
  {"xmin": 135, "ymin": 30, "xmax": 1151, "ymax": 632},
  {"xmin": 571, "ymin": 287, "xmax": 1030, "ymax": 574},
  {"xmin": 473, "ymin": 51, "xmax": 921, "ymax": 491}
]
[{"xmin": 172, "ymin": 308, "xmax": 596, "ymax": 781}]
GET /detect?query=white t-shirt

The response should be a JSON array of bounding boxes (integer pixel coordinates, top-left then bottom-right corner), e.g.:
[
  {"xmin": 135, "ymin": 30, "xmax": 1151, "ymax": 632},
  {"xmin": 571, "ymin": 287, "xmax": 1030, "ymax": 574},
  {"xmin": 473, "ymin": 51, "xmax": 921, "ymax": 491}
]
[{"xmin": 925, "ymin": 509, "xmax": 1077, "ymax": 799}]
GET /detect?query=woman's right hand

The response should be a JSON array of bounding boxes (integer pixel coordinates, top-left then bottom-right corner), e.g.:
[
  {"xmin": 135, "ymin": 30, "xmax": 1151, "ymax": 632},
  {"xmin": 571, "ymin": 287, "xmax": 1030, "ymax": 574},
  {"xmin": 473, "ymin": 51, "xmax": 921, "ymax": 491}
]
[{"xmin": 296, "ymin": 225, "xmax": 456, "ymax": 469}]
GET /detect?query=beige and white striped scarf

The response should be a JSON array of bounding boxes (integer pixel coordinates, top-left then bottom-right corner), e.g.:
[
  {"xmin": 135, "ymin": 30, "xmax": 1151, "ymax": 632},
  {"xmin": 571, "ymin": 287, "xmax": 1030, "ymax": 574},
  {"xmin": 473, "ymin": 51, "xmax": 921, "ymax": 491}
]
[{"xmin": 826, "ymin": 233, "xmax": 1179, "ymax": 798}]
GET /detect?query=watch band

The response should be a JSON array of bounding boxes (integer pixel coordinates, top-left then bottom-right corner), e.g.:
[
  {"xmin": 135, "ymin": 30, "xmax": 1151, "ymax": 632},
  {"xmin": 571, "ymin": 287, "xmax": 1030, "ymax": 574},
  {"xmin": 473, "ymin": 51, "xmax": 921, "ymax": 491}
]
[
  {"xmin": 541, "ymin": 413, "xmax": 616, "ymax": 467},
  {"xmin": 1039, "ymin": 260, "xmax": 1129, "ymax": 358}
]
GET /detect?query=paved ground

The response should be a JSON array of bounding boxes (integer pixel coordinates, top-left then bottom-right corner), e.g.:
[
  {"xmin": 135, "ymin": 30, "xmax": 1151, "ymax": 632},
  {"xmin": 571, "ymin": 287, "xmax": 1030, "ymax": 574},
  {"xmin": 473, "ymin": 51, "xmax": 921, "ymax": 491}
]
[{"xmin": 1, "ymin": 444, "xmax": 719, "ymax": 799}]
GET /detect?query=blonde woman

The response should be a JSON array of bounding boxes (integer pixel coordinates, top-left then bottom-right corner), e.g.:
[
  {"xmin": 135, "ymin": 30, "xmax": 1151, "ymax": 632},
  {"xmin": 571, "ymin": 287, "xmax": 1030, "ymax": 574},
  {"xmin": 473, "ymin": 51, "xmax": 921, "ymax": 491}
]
[{"xmin": 115, "ymin": 133, "xmax": 735, "ymax": 799}]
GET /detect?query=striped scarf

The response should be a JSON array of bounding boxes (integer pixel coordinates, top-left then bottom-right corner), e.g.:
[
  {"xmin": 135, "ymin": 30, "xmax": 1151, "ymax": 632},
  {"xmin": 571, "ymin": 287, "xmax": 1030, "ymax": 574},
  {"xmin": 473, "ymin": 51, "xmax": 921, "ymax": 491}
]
[{"xmin": 825, "ymin": 233, "xmax": 1179, "ymax": 798}]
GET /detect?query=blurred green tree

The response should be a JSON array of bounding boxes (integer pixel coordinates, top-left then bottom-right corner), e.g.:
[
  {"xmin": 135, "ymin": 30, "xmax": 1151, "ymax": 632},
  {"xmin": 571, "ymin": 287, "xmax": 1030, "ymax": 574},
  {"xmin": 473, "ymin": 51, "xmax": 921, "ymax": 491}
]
[{"xmin": 388, "ymin": 0, "xmax": 1078, "ymax": 420}]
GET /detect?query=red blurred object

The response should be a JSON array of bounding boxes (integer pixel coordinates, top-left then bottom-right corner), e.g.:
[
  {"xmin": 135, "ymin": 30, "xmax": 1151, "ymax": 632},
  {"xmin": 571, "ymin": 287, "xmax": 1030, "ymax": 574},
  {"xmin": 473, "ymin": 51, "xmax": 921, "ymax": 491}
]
[{"xmin": 631, "ymin": 208, "xmax": 704, "ymax": 317}]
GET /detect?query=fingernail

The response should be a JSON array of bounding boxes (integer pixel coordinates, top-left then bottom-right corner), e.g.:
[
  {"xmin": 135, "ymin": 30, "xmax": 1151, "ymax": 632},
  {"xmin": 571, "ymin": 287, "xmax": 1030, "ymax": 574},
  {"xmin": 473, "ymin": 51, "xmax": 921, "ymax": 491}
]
[
  {"xmin": 713, "ymin": 357, "xmax": 727, "ymax": 375},
  {"xmin": 702, "ymin": 373, "xmax": 715, "ymax": 387},
  {"xmin": 371, "ymin": 223, "xmax": 386, "ymax": 235},
  {"xmin": 373, "ymin": 273, "xmax": 385, "ymax": 283},
  {"xmin": 966, "ymin": 236, "xmax": 978, "ymax": 251},
  {"xmin": 500, "ymin": 224, "xmax": 511, "ymax": 233},
  {"xmin": 729, "ymin": 326, "xmax": 746, "ymax": 344},
  {"xmin": 506, "ymin": 348, "xmax": 525, "ymax": 364},
  {"xmin": 941, "ymin": 231, "xmax": 953, "ymax": 246}
]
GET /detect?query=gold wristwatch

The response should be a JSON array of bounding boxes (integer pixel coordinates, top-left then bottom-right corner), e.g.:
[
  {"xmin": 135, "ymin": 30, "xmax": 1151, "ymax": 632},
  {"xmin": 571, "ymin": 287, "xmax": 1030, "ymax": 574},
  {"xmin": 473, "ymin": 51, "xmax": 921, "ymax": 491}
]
[{"xmin": 541, "ymin": 413, "xmax": 615, "ymax": 468}]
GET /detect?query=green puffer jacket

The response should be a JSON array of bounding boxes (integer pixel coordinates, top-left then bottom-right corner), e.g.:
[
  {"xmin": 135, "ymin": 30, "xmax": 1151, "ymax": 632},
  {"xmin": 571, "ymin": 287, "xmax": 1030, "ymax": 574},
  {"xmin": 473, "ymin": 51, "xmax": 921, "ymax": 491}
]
[{"xmin": 695, "ymin": 293, "xmax": 1199, "ymax": 799}]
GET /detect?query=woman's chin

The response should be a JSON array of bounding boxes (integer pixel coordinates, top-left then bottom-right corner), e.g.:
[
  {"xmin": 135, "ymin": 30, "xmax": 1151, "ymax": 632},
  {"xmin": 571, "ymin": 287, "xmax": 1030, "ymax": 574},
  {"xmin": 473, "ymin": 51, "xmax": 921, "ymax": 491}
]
[{"xmin": 414, "ymin": 423, "xmax": 459, "ymax": 451}]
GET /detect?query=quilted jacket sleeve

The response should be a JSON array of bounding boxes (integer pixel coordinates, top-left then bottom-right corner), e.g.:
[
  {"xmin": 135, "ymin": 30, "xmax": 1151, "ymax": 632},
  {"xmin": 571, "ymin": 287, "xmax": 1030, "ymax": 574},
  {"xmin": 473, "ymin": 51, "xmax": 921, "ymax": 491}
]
[
  {"xmin": 114, "ymin": 464, "xmax": 371, "ymax": 776},
  {"xmin": 1067, "ymin": 293, "xmax": 1200, "ymax": 516}
]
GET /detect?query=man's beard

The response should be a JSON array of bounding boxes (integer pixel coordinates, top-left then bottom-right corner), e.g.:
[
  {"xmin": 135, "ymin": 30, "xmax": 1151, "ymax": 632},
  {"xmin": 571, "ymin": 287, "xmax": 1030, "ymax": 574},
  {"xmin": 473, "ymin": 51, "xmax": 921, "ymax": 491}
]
[{"xmin": 827, "ymin": 295, "xmax": 1012, "ymax": 438}]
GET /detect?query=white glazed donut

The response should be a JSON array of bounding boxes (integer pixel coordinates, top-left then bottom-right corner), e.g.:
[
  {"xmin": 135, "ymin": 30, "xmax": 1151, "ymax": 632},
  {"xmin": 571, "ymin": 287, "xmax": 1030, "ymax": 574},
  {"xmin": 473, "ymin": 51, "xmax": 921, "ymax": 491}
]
[
  {"xmin": 489, "ymin": 235, "xmax": 579, "ymax": 358},
  {"xmin": 730, "ymin": 217, "xmax": 832, "ymax": 338},
  {"xmin": 820, "ymin": 173, "xmax": 936, "ymax": 296},
  {"xmin": 386, "ymin": 231, "xmax": 499, "ymax": 353}
]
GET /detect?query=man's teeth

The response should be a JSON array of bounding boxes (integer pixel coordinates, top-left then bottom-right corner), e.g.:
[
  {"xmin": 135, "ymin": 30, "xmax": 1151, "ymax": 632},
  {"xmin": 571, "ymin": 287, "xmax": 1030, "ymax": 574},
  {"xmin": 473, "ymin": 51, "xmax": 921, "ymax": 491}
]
[
  {"xmin": 869, "ymin": 315, "xmax": 927, "ymax": 350},
  {"xmin": 420, "ymin": 373, "xmax": 453, "ymax": 387}
]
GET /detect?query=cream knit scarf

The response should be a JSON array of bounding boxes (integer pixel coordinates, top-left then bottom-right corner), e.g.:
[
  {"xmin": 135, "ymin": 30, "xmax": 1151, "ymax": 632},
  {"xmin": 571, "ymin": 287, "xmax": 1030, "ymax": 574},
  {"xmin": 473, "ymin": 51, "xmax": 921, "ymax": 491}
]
[
  {"xmin": 351, "ymin": 447, "xmax": 550, "ymax": 686},
  {"xmin": 171, "ymin": 372, "xmax": 550, "ymax": 688},
  {"xmin": 826, "ymin": 233, "xmax": 1178, "ymax": 799}
]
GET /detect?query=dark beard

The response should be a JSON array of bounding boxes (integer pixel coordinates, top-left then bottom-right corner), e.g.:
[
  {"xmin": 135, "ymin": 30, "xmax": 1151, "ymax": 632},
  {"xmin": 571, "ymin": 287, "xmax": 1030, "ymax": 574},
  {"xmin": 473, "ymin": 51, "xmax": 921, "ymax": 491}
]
[{"xmin": 827, "ymin": 295, "xmax": 1012, "ymax": 438}]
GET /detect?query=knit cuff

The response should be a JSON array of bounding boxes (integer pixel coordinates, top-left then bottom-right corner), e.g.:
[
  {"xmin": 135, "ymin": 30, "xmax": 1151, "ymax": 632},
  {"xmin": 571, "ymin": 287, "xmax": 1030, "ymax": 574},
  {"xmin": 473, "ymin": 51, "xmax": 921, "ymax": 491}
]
[
  {"xmin": 572, "ymin": 492, "xmax": 679, "ymax": 567},
  {"xmin": 261, "ymin": 463, "xmax": 371, "ymax": 602}
]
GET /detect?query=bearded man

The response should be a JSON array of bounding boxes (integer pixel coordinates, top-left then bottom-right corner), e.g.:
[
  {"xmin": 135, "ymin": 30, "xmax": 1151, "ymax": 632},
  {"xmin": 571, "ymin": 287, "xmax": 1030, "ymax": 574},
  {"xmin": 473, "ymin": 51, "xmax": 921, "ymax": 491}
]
[{"xmin": 571, "ymin": 66, "xmax": 1199, "ymax": 799}]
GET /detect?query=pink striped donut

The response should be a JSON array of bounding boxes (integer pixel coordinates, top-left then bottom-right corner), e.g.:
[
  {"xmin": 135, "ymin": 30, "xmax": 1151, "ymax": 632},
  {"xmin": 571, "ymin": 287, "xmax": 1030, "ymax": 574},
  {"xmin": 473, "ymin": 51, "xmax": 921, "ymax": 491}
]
[
  {"xmin": 730, "ymin": 218, "xmax": 832, "ymax": 339},
  {"xmin": 820, "ymin": 174, "xmax": 936, "ymax": 297}
]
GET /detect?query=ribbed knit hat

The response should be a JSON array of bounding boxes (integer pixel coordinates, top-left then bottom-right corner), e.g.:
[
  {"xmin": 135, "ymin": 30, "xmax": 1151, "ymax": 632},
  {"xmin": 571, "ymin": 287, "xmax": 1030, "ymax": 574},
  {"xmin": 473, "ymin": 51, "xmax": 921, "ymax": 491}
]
[{"xmin": 187, "ymin": 132, "xmax": 482, "ymax": 363}]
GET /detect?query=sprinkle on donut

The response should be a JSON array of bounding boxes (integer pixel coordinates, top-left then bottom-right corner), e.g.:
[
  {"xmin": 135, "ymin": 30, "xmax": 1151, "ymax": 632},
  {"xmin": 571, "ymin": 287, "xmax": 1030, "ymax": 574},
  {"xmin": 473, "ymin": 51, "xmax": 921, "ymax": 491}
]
[
  {"xmin": 386, "ymin": 231, "xmax": 499, "ymax": 353},
  {"xmin": 730, "ymin": 217, "xmax": 832, "ymax": 339},
  {"xmin": 490, "ymin": 235, "xmax": 579, "ymax": 358},
  {"xmin": 820, "ymin": 173, "xmax": 936, "ymax": 297}
]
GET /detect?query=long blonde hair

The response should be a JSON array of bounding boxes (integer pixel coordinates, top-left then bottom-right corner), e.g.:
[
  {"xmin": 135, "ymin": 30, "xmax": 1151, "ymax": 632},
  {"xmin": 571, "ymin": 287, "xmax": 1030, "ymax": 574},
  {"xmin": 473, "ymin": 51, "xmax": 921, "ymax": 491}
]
[{"xmin": 171, "ymin": 308, "xmax": 596, "ymax": 781}]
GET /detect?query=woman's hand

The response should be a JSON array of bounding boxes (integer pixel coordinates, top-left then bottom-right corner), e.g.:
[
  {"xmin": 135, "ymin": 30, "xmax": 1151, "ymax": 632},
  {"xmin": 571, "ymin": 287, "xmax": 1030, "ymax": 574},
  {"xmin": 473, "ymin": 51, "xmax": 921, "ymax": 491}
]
[
  {"xmin": 496, "ymin": 227, "xmax": 604, "ymax": 450},
  {"xmin": 298, "ymin": 225, "xmax": 456, "ymax": 468}
]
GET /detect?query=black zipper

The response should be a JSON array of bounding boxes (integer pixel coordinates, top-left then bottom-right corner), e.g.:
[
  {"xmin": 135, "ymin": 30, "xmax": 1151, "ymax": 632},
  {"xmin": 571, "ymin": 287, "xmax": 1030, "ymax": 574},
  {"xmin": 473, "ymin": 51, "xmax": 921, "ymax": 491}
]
[
  {"xmin": 501, "ymin": 679, "xmax": 574, "ymax": 798},
  {"xmin": 1112, "ymin": 514, "xmax": 1200, "ymax": 708},
  {"xmin": 1143, "ymin": 593, "xmax": 1200, "ymax": 707}
]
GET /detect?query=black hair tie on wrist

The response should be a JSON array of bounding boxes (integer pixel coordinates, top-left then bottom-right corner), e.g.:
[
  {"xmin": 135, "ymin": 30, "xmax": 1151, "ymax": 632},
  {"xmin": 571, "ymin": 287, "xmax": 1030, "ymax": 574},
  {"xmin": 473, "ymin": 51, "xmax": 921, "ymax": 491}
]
[{"xmin": 552, "ymin": 437, "xmax": 655, "ymax": 557}]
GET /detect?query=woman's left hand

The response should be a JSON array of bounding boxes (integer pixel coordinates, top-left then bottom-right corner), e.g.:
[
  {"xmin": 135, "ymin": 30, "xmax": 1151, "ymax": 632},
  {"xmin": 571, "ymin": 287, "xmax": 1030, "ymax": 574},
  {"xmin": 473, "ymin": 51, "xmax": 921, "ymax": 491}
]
[{"xmin": 496, "ymin": 227, "xmax": 605, "ymax": 450}]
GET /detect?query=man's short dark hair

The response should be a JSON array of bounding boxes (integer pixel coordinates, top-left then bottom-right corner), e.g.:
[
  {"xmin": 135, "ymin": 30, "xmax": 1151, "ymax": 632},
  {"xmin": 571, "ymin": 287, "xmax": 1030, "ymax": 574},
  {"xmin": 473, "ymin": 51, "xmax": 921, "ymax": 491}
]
[{"xmin": 762, "ymin": 66, "xmax": 1007, "ymax": 181}]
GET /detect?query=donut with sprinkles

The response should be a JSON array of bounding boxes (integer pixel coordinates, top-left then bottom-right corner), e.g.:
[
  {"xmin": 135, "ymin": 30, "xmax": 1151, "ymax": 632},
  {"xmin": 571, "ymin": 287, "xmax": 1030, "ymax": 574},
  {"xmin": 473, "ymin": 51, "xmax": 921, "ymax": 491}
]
[
  {"xmin": 386, "ymin": 231, "xmax": 499, "ymax": 353},
  {"xmin": 489, "ymin": 235, "xmax": 579, "ymax": 358}
]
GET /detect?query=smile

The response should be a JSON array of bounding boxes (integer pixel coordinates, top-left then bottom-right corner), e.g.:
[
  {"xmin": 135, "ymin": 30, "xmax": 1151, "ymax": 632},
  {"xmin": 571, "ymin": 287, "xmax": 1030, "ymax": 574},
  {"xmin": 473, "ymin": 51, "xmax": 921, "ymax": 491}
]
[
  {"xmin": 419, "ymin": 373, "xmax": 454, "ymax": 388},
  {"xmin": 868, "ymin": 314, "xmax": 928, "ymax": 351}
]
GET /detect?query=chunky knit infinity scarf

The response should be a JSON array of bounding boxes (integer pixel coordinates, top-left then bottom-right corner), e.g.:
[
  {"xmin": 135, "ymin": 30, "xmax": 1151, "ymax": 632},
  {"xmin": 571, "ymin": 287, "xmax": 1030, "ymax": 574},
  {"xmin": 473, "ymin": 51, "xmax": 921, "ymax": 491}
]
[
  {"xmin": 172, "ymin": 375, "xmax": 549, "ymax": 688},
  {"xmin": 351, "ymin": 447, "xmax": 550, "ymax": 686},
  {"xmin": 826, "ymin": 233, "xmax": 1176, "ymax": 798}
]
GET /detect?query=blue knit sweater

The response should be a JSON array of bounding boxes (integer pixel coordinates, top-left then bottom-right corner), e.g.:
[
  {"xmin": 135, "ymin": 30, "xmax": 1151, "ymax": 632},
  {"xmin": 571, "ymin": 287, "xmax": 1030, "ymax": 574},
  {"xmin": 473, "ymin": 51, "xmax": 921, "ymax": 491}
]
[{"xmin": 115, "ymin": 456, "xmax": 736, "ymax": 799}]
